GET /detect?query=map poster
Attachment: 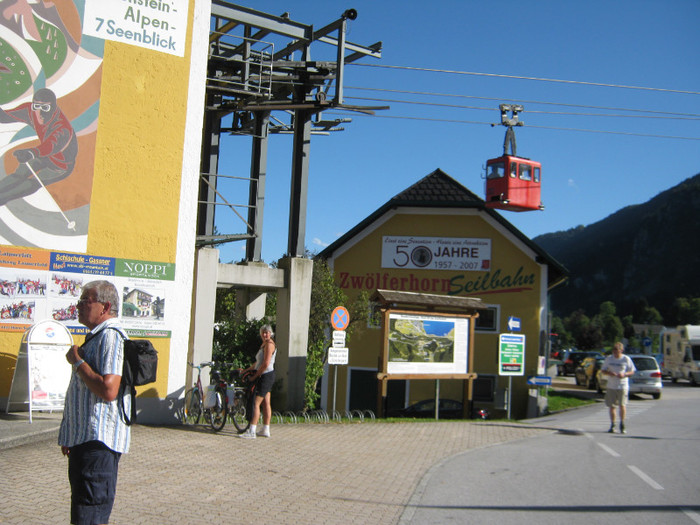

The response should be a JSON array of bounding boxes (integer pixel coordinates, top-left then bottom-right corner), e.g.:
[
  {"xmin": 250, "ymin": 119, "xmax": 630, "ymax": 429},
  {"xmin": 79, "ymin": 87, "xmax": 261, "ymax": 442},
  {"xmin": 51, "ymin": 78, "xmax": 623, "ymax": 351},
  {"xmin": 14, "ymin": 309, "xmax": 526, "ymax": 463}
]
[{"xmin": 386, "ymin": 312, "xmax": 469, "ymax": 375}]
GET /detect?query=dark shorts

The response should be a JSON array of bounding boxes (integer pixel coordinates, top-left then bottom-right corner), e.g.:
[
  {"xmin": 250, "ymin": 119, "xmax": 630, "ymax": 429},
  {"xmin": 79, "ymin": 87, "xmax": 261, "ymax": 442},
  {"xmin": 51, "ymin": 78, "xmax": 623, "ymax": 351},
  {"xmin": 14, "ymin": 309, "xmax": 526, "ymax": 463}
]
[
  {"xmin": 256, "ymin": 371, "xmax": 275, "ymax": 397},
  {"xmin": 68, "ymin": 440, "xmax": 121, "ymax": 525}
]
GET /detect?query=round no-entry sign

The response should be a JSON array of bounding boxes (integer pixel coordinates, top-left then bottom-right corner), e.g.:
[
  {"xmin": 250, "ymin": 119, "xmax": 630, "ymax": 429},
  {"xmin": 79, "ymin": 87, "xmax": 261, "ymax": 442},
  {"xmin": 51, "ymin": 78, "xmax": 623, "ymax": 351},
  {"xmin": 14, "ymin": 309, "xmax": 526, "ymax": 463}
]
[{"xmin": 331, "ymin": 306, "xmax": 350, "ymax": 331}]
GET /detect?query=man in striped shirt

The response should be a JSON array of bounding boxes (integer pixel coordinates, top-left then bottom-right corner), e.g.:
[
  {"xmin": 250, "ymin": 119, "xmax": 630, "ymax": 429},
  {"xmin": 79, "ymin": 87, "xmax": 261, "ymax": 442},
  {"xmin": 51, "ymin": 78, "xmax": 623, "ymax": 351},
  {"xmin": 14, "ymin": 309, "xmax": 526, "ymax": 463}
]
[{"xmin": 58, "ymin": 280, "xmax": 130, "ymax": 525}]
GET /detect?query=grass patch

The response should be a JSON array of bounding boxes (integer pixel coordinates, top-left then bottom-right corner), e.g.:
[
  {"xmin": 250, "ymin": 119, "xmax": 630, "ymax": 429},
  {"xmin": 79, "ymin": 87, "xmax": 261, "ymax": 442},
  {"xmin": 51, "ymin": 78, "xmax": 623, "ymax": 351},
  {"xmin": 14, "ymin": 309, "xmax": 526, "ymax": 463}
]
[{"xmin": 546, "ymin": 389, "xmax": 597, "ymax": 412}]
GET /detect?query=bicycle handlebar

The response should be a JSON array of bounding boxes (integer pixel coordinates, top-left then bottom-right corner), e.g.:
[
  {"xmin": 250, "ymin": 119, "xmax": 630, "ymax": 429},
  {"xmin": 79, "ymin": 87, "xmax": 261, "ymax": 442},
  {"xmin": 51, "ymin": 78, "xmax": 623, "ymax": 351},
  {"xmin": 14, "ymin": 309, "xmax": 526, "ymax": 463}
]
[{"xmin": 187, "ymin": 361, "xmax": 215, "ymax": 369}]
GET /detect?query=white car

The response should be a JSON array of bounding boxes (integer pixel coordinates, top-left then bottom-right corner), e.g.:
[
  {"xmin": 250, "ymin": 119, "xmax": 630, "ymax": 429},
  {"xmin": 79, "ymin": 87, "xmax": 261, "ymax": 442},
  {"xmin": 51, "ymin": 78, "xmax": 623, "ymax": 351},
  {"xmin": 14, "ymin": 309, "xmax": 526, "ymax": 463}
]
[{"xmin": 596, "ymin": 354, "xmax": 662, "ymax": 400}]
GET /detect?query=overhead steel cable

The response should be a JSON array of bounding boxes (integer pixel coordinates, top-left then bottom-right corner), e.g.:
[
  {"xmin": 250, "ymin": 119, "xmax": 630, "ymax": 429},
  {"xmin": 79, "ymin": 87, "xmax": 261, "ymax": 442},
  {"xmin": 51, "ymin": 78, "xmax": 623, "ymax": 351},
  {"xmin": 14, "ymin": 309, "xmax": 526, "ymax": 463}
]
[
  {"xmin": 343, "ymin": 95, "xmax": 700, "ymax": 121},
  {"xmin": 326, "ymin": 110, "xmax": 700, "ymax": 141},
  {"xmin": 345, "ymin": 86, "xmax": 700, "ymax": 118},
  {"xmin": 348, "ymin": 63, "xmax": 700, "ymax": 96}
]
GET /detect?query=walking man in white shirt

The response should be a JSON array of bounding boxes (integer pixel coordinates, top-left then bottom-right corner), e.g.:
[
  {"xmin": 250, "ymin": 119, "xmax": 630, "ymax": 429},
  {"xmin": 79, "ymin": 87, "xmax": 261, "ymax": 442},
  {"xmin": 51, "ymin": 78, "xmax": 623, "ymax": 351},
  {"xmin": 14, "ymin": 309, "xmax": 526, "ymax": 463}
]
[{"xmin": 601, "ymin": 342, "xmax": 636, "ymax": 434}]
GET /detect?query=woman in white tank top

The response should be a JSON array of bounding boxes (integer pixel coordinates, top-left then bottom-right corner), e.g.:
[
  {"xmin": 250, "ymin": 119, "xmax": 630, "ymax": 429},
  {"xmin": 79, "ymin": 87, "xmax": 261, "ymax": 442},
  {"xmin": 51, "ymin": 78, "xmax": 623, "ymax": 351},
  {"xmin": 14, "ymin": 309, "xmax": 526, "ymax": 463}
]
[{"xmin": 239, "ymin": 324, "xmax": 276, "ymax": 439}]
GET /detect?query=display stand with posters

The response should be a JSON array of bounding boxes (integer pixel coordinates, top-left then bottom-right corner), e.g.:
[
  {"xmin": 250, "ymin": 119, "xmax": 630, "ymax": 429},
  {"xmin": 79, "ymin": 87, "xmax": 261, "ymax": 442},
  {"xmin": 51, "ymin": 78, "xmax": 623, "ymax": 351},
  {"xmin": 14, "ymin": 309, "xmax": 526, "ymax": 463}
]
[
  {"xmin": 371, "ymin": 289, "xmax": 485, "ymax": 418},
  {"xmin": 5, "ymin": 320, "xmax": 73, "ymax": 423}
]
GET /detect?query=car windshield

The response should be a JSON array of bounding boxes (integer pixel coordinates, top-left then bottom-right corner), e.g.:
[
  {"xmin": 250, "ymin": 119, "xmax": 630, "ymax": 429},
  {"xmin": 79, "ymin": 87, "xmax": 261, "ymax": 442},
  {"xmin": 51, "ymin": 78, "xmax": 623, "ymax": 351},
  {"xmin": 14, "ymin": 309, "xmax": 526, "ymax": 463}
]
[{"xmin": 632, "ymin": 357, "xmax": 658, "ymax": 371}]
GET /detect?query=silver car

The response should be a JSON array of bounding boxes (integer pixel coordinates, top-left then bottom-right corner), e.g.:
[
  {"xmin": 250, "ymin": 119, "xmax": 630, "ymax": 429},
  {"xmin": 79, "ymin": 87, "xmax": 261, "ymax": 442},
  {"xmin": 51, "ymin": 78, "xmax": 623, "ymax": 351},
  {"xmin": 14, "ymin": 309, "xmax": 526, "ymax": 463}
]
[{"xmin": 596, "ymin": 354, "xmax": 663, "ymax": 400}]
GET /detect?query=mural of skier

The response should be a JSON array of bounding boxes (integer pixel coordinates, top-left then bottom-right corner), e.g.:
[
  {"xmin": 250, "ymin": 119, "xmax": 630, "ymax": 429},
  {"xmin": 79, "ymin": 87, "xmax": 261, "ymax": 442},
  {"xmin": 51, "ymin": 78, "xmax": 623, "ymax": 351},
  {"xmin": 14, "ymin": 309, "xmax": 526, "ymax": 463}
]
[{"xmin": 0, "ymin": 0, "xmax": 104, "ymax": 251}]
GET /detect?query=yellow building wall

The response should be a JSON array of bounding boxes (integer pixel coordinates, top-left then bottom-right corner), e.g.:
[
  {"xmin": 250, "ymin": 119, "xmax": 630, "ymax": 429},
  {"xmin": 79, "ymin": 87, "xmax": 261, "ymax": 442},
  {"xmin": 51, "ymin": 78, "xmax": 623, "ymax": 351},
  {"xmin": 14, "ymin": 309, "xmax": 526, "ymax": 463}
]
[
  {"xmin": 0, "ymin": 1, "xmax": 200, "ymax": 403},
  {"xmin": 328, "ymin": 209, "xmax": 545, "ymax": 419}
]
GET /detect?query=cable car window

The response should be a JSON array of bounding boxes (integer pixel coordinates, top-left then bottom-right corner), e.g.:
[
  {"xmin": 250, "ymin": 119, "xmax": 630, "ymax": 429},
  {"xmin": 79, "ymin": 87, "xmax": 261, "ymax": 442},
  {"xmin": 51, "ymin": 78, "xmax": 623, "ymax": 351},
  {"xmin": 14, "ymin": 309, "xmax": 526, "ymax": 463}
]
[
  {"xmin": 533, "ymin": 167, "xmax": 541, "ymax": 182},
  {"xmin": 520, "ymin": 164, "xmax": 532, "ymax": 181},
  {"xmin": 487, "ymin": 162, "xmax": 505, "ymax": 179},
  {"xmin": 510, "ymin": 163, "xmax": 517, "ymax": 178}
]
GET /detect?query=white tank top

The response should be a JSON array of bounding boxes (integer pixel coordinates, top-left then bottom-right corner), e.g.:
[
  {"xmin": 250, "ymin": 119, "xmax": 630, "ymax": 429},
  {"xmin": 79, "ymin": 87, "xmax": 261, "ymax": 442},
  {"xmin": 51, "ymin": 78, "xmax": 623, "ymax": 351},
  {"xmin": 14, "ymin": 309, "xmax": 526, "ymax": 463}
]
[{"xmin": 255, "ymin": 344, "xmax": 276, "ymax": 374}]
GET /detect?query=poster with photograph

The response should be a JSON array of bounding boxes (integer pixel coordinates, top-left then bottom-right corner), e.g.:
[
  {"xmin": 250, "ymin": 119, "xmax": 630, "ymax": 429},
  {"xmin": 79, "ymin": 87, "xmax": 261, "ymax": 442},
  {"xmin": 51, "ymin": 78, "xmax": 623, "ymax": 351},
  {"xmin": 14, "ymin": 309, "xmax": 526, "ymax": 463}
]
[
  {"xmin": 387, "ymin": 312, "xmax": 469, "ymax": 375},
  {"xmin": 0, "ymin": 246, "xmax": 173, "ymax": 337}
]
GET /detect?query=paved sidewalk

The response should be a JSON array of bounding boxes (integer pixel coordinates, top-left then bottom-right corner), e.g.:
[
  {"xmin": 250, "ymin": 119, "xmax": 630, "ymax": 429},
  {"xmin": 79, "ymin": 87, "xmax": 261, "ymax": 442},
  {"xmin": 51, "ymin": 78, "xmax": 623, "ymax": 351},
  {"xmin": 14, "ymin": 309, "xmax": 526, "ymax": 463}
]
[{"xmin": 0, "ymin": 418, "xmax": 551, "ymax": 524}]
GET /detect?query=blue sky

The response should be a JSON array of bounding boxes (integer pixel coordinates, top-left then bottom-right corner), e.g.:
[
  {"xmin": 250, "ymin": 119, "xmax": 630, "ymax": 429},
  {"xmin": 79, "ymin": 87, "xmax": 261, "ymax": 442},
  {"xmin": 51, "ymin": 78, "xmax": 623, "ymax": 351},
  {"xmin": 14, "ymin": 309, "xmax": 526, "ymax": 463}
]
[{"xmin": 213, "ymin": 0, "xmax": 699, "ymax": 264}]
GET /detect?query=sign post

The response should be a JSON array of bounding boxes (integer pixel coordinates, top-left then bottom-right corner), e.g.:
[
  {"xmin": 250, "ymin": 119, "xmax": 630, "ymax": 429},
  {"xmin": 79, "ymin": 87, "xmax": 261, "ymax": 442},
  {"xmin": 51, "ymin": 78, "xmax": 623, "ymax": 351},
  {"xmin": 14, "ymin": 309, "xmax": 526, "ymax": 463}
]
[
  {"xmin": 329, "ymin": 307, "xmax": 350, "ymax": 414},
  {"xmin": 498, "ymin": 332, "xmax": 525, "ymax": 420}
]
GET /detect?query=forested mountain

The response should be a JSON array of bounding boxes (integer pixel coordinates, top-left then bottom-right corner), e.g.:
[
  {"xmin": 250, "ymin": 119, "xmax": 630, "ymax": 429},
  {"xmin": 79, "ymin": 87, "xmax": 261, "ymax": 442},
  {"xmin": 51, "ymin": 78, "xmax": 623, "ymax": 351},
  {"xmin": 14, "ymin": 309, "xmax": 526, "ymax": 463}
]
[{"xmin": 534, "ymin": 173, "xmax": 700, "ymax": 322}]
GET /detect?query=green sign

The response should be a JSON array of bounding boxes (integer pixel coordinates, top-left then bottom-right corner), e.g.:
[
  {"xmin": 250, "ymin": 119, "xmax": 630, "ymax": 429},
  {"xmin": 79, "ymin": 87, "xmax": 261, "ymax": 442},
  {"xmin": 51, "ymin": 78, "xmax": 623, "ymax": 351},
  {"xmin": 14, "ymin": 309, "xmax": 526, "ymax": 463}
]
[{"xmin": 499, "ymin": 333, "xmax": 525, "ymax": 376}]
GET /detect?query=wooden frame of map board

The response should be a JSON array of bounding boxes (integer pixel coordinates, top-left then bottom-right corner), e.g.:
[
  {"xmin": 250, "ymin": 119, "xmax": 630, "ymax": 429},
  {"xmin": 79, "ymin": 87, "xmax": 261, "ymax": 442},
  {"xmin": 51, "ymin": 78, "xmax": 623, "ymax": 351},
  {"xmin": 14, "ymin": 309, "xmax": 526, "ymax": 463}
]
[{"xmin": 375, "ymin": 308, "xmax": 479, "ymax": 419}]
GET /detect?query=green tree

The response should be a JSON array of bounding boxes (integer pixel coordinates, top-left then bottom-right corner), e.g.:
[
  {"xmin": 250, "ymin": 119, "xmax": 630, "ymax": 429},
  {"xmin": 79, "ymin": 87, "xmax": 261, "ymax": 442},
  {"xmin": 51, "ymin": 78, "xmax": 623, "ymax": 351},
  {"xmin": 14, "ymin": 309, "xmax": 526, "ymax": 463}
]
[
  {"xmin": 212, "ymin": 287, "xmax": 271, "ymax": 373},
  {"xmin": 550, "ymin": 315, "xmax": 574, "ymax": 349},
  {"xmin": 670, "ymin": 297, "xmax": 700, "ymax": 325},
  {"xmin": 305, "ymin": 258, "xmax": 370, "ymax": 410},
  {"xmin": 595, "ymin": 301, "xmax": 624, "ymax": 345}
]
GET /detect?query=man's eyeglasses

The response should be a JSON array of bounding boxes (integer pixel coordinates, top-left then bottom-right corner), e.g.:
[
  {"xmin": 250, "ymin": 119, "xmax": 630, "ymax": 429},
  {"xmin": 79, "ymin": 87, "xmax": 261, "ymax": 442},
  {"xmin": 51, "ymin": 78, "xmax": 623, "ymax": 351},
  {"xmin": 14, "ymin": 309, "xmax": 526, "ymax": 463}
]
[
  {"xmin": 76, "ymin": 298, "xmax": 100, "ymax": 307},
  {"xmin": 31, "ymin": 102, "xmax": 52, "ymax": 113}
]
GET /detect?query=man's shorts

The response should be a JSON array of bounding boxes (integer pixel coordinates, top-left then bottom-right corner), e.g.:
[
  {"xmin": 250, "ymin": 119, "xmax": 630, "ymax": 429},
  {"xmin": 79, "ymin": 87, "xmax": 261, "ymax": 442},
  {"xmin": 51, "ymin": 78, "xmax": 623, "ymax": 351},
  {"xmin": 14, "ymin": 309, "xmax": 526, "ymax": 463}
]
[
  {"xmin": 68, "ymin": 440, "xmax": 121, "ymax": 525},
  {"xmin": 256, "ymin": 371, "xmax": 276, "ymax": 397},
  {"xmin": 605, "ymin": 388, "xmax": 629, "ymax": 408}
]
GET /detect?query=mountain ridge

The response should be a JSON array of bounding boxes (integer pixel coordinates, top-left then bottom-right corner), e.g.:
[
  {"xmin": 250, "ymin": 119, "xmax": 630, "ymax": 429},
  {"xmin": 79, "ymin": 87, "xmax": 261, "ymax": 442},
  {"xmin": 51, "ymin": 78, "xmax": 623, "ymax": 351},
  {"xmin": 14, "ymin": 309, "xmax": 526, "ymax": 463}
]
[{"xmin": 533, "ymin": 172, "xmax": 700, "ymax": 320}]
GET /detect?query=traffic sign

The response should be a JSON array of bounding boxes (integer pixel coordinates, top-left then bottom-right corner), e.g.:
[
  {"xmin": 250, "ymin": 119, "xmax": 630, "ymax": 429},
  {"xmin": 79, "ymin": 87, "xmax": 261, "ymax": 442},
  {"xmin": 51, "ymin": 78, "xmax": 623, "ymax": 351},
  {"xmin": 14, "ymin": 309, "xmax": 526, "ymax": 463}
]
[
  {"xmin": 328, "ymin": 347, "xmax": 348, "ymax": 365},
  {"xmin": 527, "ymin": 376, "xmax": 552, "ymax": 386},
  {"xmin": 498, "ymin": 333, "xmax": 525, "ymax": 376},
  {"xmin": 507, "ymin": 316, "xmax": 521, "ymax": 331},
  {"xmin": 331, "ymin": 306, "xmax": 350, "ymax": 331},
  {"xmin": 332, "ymin": 330, "xmax": 346, "ymax": 348}
]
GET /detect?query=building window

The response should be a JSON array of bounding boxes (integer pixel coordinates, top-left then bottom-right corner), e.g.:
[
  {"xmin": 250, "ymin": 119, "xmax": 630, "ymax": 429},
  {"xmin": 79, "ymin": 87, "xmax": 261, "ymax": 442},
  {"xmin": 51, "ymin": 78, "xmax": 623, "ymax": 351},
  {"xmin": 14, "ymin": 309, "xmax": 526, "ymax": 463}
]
[
  {"xmin": 475, "ymin": 305, "xmax": 500, "ymax": 332},
  {"xmin": 472, "ymin": 374, "xmax": 496, "ymax": 402}
]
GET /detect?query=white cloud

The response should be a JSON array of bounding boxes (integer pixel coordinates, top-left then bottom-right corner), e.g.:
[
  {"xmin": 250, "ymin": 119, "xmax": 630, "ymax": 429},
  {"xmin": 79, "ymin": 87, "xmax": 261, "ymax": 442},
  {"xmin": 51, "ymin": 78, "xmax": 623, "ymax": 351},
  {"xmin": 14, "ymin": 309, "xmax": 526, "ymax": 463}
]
[{"xmin": 312, "ymin": 237, "xmax": 329, "ymax": 247}]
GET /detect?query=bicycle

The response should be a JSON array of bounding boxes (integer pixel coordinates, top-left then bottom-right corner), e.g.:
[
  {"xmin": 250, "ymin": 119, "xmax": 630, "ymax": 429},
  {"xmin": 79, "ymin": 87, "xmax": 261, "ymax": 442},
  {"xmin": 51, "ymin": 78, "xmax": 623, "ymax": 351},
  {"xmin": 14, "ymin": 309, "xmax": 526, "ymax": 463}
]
[
  {"xmin": 209, "ymin": 366, "xmax": 253, "ymax": 433},
  {"xmin": 181, "ymin": 362, "xmax": 207, "ymax": 425},
  {"xmin": 181, "ymin": 361, "xmax": 223, "ymax": 430},
  {"xmin": 227, "ymin": 368, "xmax": 252, "ymax": 433}
]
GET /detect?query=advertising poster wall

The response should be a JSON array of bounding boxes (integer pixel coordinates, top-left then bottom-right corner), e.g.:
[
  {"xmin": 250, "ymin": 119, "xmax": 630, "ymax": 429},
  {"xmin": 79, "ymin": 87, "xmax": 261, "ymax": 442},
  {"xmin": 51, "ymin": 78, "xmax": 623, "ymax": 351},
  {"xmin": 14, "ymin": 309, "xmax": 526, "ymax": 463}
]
[{"xmin": 0, "ymin": 246, "xmax": 173, "ymax": 337}]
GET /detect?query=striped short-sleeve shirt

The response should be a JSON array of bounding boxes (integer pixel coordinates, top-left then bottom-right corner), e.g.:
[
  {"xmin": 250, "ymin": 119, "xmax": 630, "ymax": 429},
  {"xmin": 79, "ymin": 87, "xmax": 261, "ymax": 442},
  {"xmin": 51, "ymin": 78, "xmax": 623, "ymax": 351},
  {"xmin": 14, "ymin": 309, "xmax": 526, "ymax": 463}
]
[{"xmin": 58, "ymin": 317, "xmax": 131, "ymax": 453}]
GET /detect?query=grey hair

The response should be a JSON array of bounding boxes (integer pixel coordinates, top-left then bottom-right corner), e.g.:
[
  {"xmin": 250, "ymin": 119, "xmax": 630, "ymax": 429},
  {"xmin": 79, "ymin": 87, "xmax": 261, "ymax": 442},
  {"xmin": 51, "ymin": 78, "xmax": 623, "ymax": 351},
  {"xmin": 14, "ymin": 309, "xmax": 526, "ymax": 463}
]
[
  {"xmin": 260, "ymin": 324, "xmax": 274, "ymax": 338},
  {"xmin": 82, "ymin": 280, "xmax": 119, "ymax": 315}
]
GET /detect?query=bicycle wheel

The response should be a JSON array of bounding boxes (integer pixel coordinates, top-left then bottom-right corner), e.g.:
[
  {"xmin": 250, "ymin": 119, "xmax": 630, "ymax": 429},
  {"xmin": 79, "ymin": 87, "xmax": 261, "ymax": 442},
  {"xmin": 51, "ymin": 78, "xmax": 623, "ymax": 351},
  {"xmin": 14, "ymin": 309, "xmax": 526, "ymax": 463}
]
[
  {"xmin": 182, "ymin": 388, "xmax": 201, "ymax": 425},
  {"xmin": 209, "ymin": 388, "xmax": 227, "ymax": 431},
  {"xmin": 231, "ymin": 390, "xmax": 250, "ymax": 433}
]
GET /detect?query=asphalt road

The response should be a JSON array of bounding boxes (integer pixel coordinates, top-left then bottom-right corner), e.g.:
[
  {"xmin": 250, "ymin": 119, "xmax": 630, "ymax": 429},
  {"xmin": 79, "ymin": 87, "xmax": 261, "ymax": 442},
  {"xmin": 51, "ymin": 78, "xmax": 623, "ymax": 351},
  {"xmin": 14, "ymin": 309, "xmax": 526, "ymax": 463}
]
[{"xmin": 401, "ymin": 381, "xmax": 700, "ymax": 525}]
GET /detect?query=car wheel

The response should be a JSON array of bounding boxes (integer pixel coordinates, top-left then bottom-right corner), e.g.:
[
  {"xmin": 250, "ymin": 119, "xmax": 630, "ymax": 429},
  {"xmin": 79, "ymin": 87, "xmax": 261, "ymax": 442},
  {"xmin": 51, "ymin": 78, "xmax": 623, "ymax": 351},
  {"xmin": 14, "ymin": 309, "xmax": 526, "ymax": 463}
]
[{"xmin": 652, "ymin": 392, "xmax": 661, "ymax": 400}]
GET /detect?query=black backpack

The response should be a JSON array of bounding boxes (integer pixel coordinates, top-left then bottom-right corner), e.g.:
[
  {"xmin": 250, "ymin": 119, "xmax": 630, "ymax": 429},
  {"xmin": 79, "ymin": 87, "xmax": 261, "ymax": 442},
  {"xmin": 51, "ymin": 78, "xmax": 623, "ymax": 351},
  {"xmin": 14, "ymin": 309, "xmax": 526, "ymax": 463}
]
[{"xmin": 106, "ymin": 327, "xmax": 158, "ymax": 425}]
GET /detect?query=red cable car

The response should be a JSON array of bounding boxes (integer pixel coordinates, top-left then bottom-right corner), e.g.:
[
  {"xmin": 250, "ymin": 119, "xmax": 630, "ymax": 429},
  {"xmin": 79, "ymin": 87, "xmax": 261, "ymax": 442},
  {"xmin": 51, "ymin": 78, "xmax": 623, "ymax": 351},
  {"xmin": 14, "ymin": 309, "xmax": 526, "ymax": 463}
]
[
  {"xmin": 484, "ymin": 104, "xmax": 544, "ymax": 212},
  {"xmin": 485, "ymin": 155, "xmax": 543, "ymax": 212}
]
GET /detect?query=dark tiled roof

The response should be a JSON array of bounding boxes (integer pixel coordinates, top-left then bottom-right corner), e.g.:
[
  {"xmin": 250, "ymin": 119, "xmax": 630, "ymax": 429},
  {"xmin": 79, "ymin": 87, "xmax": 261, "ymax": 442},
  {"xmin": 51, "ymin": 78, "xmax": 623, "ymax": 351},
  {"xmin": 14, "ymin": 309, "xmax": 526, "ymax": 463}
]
[
  {"xmin": 390, "ymin": 169, "xmax": 483, "ymax": 206},
  {"xmin": 318, "ymin": 168, "xmax": 568, "ymax": 288}
]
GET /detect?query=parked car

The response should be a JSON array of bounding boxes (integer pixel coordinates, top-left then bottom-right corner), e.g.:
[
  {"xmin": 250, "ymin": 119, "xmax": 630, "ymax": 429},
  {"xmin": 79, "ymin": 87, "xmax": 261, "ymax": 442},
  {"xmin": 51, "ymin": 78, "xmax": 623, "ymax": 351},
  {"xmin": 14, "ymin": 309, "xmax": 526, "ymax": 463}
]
[
  {"xmin": 574, "ymin": 356, "xmax": 605, "ymax": 390},
  {"xmin": 562, "ymin": 351, "xmax": 603, "ymax": 376},
  {"xmin": 392, "ymin": 398, "xmax": 464, "ymax": 419},
  {"xmin": 596, "ymin": 354, "xmax": 663, "ymax": 399},
  {"xmin": 555, "ymin": 350, "xmax": 573, "ymax": 376}
]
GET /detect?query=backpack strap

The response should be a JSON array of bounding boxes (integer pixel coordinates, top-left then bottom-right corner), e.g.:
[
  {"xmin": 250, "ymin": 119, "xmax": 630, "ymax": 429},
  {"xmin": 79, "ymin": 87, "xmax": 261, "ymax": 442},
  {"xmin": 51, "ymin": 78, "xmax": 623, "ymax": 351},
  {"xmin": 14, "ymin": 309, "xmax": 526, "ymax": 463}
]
[
  {"xmin": 81, "ymin": 326, "xmax": 135, "ymax": 425},
  {"xmin": 103, "ymin": 327, "xmax": 136, "ymax": 425}
]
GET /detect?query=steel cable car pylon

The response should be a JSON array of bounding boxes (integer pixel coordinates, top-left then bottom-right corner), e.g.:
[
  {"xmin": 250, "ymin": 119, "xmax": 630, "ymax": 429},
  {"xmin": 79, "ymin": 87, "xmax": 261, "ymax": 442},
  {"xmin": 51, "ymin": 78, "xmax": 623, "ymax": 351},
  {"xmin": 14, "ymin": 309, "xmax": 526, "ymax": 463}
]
[{"xmin": 484, "ymin": 104, "xmax": 544, "ymax": 212}]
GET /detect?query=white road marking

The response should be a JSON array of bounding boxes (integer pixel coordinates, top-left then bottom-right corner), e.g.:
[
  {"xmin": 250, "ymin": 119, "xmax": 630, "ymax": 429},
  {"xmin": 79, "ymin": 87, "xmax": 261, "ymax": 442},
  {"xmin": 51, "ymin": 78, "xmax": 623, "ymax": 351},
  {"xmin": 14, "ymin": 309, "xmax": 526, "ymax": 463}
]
[
  {"xmin": 681, "ymin": 508, "xmax": 700, "ymax": 525},
  {"xmin": 596, "ymin": 442, "xmax": 621, "ymax": 457},
  {"xmin": 628, "ymin": 465, "xmax": 664, "ymax": 490}
]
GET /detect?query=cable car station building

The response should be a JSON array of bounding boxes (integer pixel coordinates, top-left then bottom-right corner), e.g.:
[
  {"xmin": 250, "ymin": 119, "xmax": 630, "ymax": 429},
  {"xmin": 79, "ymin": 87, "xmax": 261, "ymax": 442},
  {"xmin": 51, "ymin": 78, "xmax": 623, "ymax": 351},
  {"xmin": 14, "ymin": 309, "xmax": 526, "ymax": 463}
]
[{"xmin": 319, "ymin": 169, "xmax": 567, "ymax": 420}]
